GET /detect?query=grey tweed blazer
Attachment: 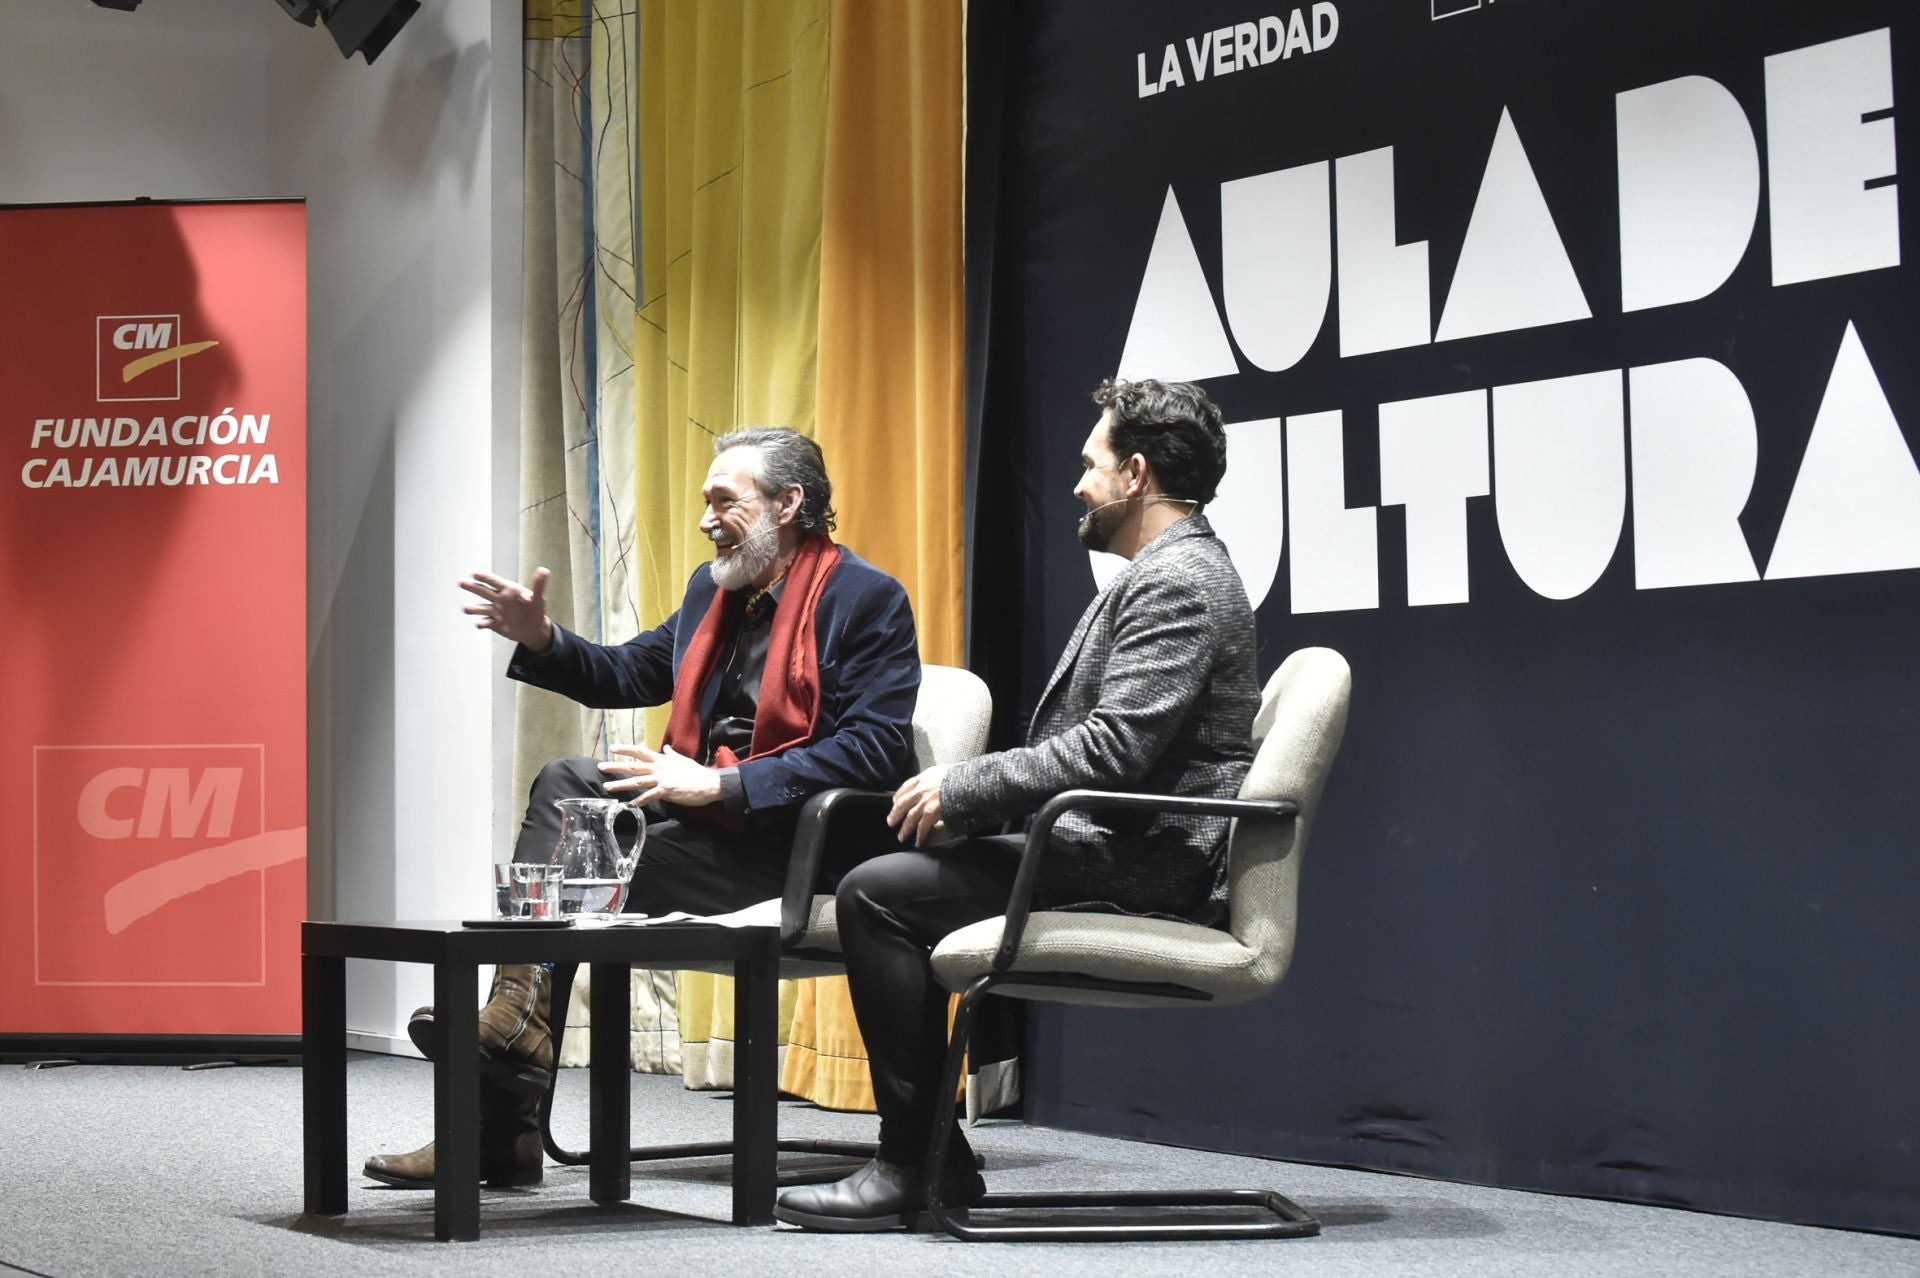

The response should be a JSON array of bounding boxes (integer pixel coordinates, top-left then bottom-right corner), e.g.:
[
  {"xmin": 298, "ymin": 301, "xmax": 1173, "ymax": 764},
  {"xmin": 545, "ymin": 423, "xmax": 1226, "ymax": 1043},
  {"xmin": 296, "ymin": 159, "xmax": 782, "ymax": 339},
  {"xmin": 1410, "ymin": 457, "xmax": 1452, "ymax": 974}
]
[{"xmin": 942, "ymin": 514, "xmax": 1259, "ymax": 925}]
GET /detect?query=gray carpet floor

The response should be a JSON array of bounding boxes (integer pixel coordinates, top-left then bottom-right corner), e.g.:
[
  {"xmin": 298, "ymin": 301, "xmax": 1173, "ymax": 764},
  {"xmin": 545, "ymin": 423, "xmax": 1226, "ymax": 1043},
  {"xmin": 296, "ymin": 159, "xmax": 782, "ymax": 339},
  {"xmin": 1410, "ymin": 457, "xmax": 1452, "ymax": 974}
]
[{"xmin": 0, "ymin": 1052, "xmax": 1914, "ymax": 1277}]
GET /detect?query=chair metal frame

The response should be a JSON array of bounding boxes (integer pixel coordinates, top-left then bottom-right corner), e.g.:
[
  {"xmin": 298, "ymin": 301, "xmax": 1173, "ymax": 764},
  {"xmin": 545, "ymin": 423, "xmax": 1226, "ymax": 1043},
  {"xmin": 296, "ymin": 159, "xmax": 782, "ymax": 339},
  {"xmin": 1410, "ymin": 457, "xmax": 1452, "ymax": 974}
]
[{"xmin": 922, "ymin": 788, "xmax": 1321, "ymax": 1242}]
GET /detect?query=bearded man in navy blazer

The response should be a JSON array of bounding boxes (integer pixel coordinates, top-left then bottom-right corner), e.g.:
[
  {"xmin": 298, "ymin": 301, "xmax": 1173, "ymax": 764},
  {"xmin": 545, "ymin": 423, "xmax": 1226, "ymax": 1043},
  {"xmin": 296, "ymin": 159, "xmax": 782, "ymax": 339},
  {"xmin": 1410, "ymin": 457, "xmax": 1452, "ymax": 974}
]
[{"xmin": 364, "ymin": 426, "xmax": 920, "ymax": 1191}]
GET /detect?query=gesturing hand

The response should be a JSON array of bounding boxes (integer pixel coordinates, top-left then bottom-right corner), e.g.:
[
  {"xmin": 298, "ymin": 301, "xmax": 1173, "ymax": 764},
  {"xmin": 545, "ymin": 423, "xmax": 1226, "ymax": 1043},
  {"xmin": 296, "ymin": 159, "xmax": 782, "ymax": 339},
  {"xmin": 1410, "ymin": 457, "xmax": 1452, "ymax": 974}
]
[
  {"xmin": 600, "ymin": 744, "xmax": 723, "ymax": 809},
  {"xmin": 888, "ymin": 764, "xmax": 950, "ymax": 848},
  {"xmin": 460, "ymin": 567, "xmax": 554, "ymax": 652}
]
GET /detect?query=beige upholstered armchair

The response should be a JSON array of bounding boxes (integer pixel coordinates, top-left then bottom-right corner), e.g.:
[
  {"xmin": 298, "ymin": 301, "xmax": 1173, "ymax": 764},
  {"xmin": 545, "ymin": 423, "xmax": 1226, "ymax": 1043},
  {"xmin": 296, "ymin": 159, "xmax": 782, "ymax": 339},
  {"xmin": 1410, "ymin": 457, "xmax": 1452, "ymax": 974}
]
[{"xmin": 922, "ymin": 646, "xmax": 1352, "ymax": 1241}]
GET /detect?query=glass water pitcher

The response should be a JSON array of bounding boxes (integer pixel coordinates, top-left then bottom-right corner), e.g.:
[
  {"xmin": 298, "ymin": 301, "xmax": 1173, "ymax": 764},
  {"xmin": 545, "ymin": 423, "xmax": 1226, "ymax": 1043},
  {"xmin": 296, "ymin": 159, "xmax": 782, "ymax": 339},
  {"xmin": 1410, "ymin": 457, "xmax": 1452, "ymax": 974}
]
[{"xmin": 549, "ymin": 797, "xmax": 645, "ymax": 919}]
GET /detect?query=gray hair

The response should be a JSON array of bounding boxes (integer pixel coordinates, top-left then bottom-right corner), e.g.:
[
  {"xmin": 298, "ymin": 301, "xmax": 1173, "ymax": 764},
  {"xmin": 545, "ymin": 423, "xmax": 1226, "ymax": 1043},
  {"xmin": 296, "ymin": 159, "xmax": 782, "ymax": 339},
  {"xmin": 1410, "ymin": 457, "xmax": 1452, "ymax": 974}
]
[{"xmin": 714, "ymin": 426, "xmax": 837, "ymax": 536}]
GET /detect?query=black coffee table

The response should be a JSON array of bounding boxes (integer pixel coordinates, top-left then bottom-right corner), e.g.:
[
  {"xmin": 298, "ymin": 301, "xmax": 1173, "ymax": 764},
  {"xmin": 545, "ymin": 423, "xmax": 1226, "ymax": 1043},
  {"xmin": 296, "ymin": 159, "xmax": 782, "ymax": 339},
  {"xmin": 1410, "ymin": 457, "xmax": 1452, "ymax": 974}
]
[{"xmin": 301, "ymin": 919, "xmax": 780, "ymax": 1241}]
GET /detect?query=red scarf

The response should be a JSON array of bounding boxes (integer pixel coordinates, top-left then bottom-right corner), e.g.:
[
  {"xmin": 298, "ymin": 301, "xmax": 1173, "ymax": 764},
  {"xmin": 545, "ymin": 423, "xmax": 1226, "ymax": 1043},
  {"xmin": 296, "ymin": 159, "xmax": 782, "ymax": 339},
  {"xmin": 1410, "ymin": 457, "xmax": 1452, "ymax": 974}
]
[{"xmin": 663, "ymin": 534, "xmax": 841, "ymax": 777}]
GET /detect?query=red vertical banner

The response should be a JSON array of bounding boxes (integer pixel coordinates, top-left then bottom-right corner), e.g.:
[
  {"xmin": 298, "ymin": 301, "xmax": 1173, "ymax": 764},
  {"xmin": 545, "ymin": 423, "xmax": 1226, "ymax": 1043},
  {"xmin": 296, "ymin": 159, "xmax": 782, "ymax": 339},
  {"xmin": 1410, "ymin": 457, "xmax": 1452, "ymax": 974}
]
[{"xmin": 0, "ymin": 200, "xmax": 306, "ymax": 1039}]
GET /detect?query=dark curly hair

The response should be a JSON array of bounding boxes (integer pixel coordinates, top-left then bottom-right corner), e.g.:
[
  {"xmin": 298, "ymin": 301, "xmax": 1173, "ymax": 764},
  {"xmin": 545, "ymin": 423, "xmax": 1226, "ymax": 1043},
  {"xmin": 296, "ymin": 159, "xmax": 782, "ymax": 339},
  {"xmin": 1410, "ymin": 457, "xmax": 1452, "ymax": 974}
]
[
  {"xmin": 1090, "ymin": 378, "xmax": 1228, "ymax": 505},
  {"xmin": 715, "ymin": 426, "xmax": 838, "ymax": 536}
]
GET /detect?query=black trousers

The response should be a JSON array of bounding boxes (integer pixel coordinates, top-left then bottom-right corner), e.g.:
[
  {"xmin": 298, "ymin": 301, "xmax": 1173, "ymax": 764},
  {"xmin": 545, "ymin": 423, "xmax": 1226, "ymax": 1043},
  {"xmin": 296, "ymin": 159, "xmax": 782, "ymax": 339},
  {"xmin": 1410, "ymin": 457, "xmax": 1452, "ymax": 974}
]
[
  {"xmin": 513, "ymin": 757, "xmax": 788, "ymax": 915},
  {"xmin": 834, "ymin": 836, "xmax": 1025, "ymax": 1166}
]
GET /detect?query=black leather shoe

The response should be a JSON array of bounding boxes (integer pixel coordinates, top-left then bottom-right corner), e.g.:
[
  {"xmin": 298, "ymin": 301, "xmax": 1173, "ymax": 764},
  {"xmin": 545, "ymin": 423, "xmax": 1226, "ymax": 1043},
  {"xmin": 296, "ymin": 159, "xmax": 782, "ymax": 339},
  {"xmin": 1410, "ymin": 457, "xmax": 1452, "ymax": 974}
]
[
  {"xmin": 773, "ymin": 1157, "xmax": 986, "ymax": 1233},
  {"xmin": 405, "ymin": 1005, "xmax": 434, "ymax": 1059}
]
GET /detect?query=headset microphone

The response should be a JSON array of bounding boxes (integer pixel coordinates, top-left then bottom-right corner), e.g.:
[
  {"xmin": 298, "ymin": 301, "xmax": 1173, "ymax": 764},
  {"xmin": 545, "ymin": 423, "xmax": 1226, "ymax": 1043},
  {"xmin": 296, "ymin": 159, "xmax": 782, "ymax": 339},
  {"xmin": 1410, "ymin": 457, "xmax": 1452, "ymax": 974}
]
[{"xmin": 1076, "ymin": 494, "xmax": 1198, "ymax": 518}]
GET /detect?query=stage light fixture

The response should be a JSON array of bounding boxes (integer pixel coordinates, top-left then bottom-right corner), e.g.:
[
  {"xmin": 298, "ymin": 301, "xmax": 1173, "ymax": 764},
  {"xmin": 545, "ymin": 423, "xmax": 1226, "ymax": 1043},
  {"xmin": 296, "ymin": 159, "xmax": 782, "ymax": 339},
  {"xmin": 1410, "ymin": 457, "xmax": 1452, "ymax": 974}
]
[
  {"xmin": 89, "ymin": 0, "xmax": 418, "ymax": 65},
  {"xmin": 270, "ymin": 0, "xmax": 321, "ymax": 26},
  {"xmin": 320, "ymin": 0, "xmax": 421, "ymax": 64},
  {"xmin": 266, "ymin": 0, "xmax": 419, "ymax": 64}
]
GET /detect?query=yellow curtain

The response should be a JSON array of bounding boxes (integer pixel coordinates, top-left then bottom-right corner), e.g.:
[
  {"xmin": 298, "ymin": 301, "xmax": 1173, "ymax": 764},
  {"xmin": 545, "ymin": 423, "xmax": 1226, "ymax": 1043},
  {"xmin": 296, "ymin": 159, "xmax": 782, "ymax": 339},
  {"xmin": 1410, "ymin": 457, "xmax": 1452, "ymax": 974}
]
[
  {"xmin": 781, "ymin": 0, "xmax": 967, "ymax": 1112},
  {"xmin": 631, "ymin": 0, "xmax": 825, "ymax": 696},
  {"xmin": 630, "ymin": 0, "xmax": 829, "ymax": 1088}
]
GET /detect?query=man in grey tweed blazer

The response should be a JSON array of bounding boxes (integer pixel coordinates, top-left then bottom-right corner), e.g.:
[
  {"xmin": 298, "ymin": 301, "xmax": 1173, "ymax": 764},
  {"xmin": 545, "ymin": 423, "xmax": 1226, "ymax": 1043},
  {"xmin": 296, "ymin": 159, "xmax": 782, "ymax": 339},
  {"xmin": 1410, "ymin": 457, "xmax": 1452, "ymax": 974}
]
[
  {"xmin": 776, "ymin": 378, "xmax": 1258, "ymax": 1234},
  {"xmin": 939, "ymin": 503, "xmax": 1257, "ymax": 923}
]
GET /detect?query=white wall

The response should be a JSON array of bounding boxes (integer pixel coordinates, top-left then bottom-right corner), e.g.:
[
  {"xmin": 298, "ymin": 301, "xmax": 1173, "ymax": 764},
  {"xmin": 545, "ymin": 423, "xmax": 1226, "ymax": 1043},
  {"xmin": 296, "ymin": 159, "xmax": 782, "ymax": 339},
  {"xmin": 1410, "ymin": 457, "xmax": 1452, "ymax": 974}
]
[
  {"xmin": 0, "ymin": 3, "xmax": 272, "ymax": 202},
  {"xmin": 0, "ymin": 0, "xmax": 523, "ymax": 1053}
]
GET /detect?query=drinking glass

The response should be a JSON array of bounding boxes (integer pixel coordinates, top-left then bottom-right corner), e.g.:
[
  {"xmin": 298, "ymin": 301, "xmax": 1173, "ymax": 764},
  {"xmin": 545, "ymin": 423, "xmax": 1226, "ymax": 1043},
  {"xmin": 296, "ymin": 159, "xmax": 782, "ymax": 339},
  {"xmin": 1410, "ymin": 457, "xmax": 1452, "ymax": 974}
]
[{"xmin": 504, "ymin": 862, "xmax": 564, "ymax": 918}]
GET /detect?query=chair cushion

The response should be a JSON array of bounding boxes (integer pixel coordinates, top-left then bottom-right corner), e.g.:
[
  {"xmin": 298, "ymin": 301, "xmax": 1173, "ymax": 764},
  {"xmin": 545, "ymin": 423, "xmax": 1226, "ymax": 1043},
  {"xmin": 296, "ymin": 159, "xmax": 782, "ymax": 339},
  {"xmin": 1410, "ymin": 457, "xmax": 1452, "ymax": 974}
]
[
  {"xmin": 931, "ymin": 911, "xmax": 1271, "ymax": 1008},
  {"xmin": 800, "ymin": 893, "xmax": 839, "ymax": 951},
  {"xmin": 770, "ymin": 895, "xmax": 844, "ymax": 977},
  {"xmin": 914, "ymin": 665, "xmax": 993, "ymax": 770}
]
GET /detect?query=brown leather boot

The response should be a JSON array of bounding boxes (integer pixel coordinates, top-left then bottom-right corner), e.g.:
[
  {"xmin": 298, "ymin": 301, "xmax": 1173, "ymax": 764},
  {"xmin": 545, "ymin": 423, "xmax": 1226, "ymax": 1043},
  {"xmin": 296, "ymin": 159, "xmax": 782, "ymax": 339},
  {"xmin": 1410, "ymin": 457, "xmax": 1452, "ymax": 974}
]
[
  {"xmin": 406, "ymin": 964, "xmax": 555, "ymax": 1097},
  {"xmin": 363, "ymin": 1084, "xmax": 544, "ymax": 1190}
]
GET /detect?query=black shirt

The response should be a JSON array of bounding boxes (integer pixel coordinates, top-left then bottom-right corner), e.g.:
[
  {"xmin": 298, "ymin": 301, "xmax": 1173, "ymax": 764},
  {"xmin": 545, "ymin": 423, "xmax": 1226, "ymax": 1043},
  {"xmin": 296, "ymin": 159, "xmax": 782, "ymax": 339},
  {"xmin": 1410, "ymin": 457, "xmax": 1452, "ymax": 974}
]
[{"xmin": 707, "ymin": 579, "xmax": 783, "ymax": 817}]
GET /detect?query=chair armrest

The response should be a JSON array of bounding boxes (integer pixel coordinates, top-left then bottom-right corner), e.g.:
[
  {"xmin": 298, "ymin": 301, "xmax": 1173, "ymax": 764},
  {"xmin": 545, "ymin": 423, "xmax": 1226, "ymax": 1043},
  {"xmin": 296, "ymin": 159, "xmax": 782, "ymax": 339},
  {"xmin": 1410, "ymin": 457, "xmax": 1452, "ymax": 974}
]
[
  {"xmin": 994, "ymin": 789, "xmax": 1299, "ymax": 970},
  {"xmin": 784, "ymin": 787, "xmax": 895, "ymax": 947}
]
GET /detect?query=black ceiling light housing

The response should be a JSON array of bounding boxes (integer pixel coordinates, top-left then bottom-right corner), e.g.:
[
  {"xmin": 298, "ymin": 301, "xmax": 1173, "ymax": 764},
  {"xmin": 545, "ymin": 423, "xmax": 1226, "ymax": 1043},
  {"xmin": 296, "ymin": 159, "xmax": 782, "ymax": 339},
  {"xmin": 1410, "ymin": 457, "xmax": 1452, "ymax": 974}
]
[
  {"xmin": 87, "ymin": 0, "xmax": 421, "ymax": 67},
  {"xmin": 320, "ymin": 0, "xmax": 421, "ymax": 64},
  {"xmin": 270, "ymin": 0, "xmax": 321, "ymax": 26},
  {"xmin": 268, "ymin": 0, "xmax": 420, "ymax": 64}
]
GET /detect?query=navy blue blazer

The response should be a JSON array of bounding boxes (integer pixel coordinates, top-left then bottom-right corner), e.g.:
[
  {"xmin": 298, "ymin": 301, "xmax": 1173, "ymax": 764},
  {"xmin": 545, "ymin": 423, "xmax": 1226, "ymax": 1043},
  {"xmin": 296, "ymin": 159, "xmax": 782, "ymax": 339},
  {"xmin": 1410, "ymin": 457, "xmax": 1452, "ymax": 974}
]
[{"xmin": 507, "ymin": 546, "xmax": 920, "ymax": 819}]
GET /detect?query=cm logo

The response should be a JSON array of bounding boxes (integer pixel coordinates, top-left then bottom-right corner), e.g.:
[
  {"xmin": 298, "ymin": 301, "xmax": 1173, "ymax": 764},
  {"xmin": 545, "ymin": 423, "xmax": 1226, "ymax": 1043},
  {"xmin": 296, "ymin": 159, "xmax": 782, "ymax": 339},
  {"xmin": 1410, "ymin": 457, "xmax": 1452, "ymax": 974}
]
[
  {"xmin": 112, "ymin": 320, "xmax": 176, "ymax": 351},
  {"xmin": 94, "ymin": 312, "xmax": 219, "ymax": 403},
  {"xmin": 32, "ymin": 744, "xmax": 283, "ymax": 982},
  {"xmin": 77, "ymin": 767, "xmax": 243, "ymax": 841}
]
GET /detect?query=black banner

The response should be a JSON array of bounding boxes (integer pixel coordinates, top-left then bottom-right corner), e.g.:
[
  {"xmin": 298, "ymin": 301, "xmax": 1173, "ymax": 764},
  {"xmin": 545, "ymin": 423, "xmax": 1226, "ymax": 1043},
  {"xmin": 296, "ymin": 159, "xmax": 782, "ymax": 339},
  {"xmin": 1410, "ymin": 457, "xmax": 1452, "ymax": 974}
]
[{"xmin": 969, "ymin": 0, "xmax": 1920, "ymax": 1233}]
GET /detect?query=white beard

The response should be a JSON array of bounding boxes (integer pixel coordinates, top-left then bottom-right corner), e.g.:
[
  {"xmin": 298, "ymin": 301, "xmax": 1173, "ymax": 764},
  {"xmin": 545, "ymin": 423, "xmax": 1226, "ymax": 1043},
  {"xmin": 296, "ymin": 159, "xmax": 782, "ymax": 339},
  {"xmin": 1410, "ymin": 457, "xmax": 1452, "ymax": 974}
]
[{"xmin": 709, "ymin": 508, "xmax": 781, "ymax": 591}]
